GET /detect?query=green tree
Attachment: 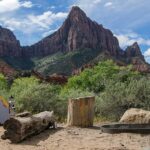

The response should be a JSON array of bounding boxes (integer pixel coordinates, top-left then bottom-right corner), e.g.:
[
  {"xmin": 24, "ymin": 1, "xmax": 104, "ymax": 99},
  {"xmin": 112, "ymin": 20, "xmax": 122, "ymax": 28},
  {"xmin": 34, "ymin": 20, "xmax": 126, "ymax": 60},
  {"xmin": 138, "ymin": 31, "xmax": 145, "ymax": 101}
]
[{"xmin": 0, "ymin": 74, "xmax": 9, "ymax": 99}]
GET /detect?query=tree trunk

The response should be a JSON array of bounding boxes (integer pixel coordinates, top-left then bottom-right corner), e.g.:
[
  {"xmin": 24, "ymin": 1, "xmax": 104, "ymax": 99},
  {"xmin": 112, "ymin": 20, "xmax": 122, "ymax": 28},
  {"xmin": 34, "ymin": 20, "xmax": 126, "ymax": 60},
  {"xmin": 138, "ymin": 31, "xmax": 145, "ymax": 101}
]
[
  {"xmin": 2, "ymin": 111, "xmax": 55, "ymax": 143},
  {"xmin": 67, "ymin": 96, "xmax": 95, "ymax": 127}
]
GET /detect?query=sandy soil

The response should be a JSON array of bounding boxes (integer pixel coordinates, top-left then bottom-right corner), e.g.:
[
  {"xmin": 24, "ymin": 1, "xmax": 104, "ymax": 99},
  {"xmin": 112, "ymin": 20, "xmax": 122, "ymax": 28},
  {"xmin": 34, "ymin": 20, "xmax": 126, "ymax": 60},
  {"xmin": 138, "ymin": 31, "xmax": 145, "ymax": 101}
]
[{"xmin": 0, "ymin": 124, "xmax": 150, "ymax": 150}]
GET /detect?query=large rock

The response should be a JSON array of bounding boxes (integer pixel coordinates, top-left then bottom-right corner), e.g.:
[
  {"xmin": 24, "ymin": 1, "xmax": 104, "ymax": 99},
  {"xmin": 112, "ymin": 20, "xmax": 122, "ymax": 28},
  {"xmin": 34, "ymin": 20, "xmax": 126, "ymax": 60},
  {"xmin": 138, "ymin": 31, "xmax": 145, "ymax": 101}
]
[{"xmin": 120, "ymin": 108, "xmax": 150, "ymax": 124}]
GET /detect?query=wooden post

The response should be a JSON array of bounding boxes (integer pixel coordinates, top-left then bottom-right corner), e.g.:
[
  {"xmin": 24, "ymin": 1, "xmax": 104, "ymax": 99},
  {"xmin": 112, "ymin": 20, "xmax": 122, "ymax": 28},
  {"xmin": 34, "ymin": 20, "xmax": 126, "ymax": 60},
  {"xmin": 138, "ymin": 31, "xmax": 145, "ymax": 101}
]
[{"xmin": 67, "ymin": 96, "xmax": 95, "ymax": 127}]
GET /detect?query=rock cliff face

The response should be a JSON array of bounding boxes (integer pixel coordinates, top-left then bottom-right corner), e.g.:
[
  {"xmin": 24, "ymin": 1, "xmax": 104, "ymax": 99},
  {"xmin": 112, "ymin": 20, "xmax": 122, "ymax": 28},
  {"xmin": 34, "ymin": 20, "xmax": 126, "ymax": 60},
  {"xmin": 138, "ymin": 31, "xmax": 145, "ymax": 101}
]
[
  {"xmin": 125, "ymin": 42, "xmax": 145, "ymax": 61},
  {"xmin": 124, "ymin": 42, "xmax": 150, "ymax": 73},
  {"xmin": 23, "ymin": 6, "xmax": 121, "ymax": 57},
  {"xmin": 0, "ymin": 26, "xmax": 21, "ymax": 57}
]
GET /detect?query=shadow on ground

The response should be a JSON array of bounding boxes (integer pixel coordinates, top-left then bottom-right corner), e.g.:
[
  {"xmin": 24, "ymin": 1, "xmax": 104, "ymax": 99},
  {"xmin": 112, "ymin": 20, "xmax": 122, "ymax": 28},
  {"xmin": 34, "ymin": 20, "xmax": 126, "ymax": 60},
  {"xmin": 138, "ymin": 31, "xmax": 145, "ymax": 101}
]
[{"xmin": 14, "ymin": 127, "xmax": 64, "ymax": 146}]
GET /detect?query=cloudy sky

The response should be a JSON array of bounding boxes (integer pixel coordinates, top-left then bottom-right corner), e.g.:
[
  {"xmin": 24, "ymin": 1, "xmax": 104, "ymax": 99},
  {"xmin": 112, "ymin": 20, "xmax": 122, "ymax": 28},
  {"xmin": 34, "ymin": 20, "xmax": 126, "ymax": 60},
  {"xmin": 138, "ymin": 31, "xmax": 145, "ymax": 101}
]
[{"xmin": 0, "ymin": 0, "xmax": 150, "ymax": 62}]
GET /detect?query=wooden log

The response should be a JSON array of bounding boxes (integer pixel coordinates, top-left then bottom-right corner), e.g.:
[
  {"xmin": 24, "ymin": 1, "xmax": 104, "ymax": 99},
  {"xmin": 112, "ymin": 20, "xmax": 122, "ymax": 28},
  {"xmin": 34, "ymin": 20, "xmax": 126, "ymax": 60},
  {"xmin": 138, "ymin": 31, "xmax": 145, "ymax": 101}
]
[
  {"xmin": 2, "ymin": 111, "xmax": 55, "ymax": 143},
  {"xmin": 67, "ymin": 96, "xmax": 95, "ymax": 127}
]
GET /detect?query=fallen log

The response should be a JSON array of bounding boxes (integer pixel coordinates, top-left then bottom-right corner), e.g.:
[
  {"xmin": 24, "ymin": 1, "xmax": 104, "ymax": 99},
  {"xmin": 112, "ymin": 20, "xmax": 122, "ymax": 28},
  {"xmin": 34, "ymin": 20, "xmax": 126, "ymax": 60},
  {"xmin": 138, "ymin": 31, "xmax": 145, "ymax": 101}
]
[{"xmin": 1, "ymin": 111, "xmax": 55, "ymax": 143}]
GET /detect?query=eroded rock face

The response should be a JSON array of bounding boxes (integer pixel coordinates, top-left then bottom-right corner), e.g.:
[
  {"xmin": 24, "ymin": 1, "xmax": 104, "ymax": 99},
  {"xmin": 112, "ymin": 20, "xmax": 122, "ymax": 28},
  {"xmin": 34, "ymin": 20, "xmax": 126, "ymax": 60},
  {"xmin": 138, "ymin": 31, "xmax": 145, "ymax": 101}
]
[
  {"xmin": 0, "ymin": 26, "xmax": 21, "ymax": 57},
  {"xmin": 124, "ymin": 42, "xmax": 150, "ymax": 72},
  {"xmin": 24, "ymin": 6, "xmax": 120, "ymax": 57},
  {"xmin": 120, "ymin": 108, "xmax": 150, "ymax": 124},
  {"xmin": 0, "ymin": 60, "xmax": 16, "ymax": 77},
  {"xmin": 131, "ymin": 58, "xmax": 150, "ymax": 73},
  {"xmin": 125, "ymin": 42, "xmax": 145, "ymax": 61}
]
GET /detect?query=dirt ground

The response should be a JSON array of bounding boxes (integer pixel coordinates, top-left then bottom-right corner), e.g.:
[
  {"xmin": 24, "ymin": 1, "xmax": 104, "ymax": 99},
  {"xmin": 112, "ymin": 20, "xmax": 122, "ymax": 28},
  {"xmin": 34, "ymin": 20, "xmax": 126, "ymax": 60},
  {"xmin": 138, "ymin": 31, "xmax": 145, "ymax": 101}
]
[{"xmin": 0, "ymin": 124, "xmax": 150, "ymax": 150}]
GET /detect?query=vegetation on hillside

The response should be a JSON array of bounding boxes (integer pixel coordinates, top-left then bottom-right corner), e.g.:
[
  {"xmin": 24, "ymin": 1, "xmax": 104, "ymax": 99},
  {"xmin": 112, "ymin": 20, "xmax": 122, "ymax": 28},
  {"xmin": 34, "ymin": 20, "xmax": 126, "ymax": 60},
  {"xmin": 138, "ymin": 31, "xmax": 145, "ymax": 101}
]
[
  {"xmin": 1, "ymin": 48, "xmax": 104, "ymax": 76},
  {"xmin": 0, "ymin": 60, "xmax": 150, "ymax": 121}
]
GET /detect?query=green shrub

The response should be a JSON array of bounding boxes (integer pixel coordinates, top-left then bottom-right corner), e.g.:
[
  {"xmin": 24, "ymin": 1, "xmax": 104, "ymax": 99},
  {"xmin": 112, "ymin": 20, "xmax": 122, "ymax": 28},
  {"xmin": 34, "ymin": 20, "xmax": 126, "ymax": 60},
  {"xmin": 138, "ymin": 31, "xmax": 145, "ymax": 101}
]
[
  {"xmin": 0, "ymin": 74, "xmax": 9, "ymax": 99},
  {"xmin": 95, "ymin": 77, "xmax": 150, "ymax": 120},
  {"xmin": 10, "ymin": 77, "xmax": 64, "ymax": 117},
  {"xmin": 66, "ymin": 60, "xmax": 140, "ymax": 93}
]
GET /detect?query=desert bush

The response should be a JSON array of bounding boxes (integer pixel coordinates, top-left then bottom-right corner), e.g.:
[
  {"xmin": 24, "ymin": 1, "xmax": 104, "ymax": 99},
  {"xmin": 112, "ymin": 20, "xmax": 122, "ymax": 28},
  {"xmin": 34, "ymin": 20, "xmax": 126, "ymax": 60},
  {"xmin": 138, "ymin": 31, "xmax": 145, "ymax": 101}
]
[
  {"xmin": 10, "ymin": 77, "xmax": 64, "ymax": 117},
  {"xmin": 66, "ymin": 60, "xmax": 140, "ymax": 93},
  {"xmin": 0, "ymin": 74, "xmax": 9, "ymax": 99},
  {"xmin": 95, "ymin": 77, "xmax": 150, "ymax": 120}
]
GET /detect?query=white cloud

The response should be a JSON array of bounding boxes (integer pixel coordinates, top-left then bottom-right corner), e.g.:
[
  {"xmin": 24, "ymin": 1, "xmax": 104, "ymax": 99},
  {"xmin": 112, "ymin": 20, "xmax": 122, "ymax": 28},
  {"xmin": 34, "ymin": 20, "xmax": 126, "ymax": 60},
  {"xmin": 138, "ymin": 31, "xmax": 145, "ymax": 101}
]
[
  {"xmin": 20, "ymin": 1, "xmax": 33, "ymax": 8},
  {"xmin": 0, "ymin": 0, "xmax": 20, "ymax": 13},
  {"xmin": 93, "ymin": 0, "xmax": 101, "ymax": 4},
  {"xmin": 27, "ymin": 11, "xmax": 68, "ymax": 29},
  {"xmin": 115, "ymin": 32, "xmax": 150, "ymax": 48},
  {"xmin": 144, "ymin": 48, "xmax": 150, "ymax": 63},
  {"xmin": 42, "ymin": 29, "xmax": 58, "ymax": 37},
  {"xmin": 144, "ymin": 48, "xmax": 150, "ymax": 57},
  {"xmin": 2, "ymin": 18, "xmax": 22, "ymax": 30},
  {"xmin": 104, "ymin": 2, "xmax": 113, "ymax": 7},
  {"xmin": 0, "ymin": 0, "xmax": 33, "ymax": 13},
  {"xmin": 0, "ymin": 10, "xmax": 68, "ymax": 34}
]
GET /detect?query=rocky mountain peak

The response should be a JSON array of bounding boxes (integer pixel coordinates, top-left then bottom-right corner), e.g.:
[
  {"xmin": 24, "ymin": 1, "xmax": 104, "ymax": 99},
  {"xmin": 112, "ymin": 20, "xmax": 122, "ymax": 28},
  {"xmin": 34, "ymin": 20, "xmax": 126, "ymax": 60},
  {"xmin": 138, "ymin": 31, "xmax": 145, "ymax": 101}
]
[
  {"xmin": 68, "ymin": 6, "xmax": 87, "ymax": 22},
  {"xmin": 125, "ymin": 42, "xmax": 144, "ymax": 60},
  {"xmin": 130, "ymin": 42, "xmax": 141, "ymax": 54},
  {"xmin": 25, "ymin": 6, "xmax": 120, "ymax": 56}
]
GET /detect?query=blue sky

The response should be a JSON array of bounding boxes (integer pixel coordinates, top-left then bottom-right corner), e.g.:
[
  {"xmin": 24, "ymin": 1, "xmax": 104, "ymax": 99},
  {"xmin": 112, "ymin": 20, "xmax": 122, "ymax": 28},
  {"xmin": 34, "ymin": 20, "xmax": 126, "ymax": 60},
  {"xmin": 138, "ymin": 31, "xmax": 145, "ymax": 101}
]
[{"xmin": 0, "ymin": 0, "xmax": 150, "ymax": 62}]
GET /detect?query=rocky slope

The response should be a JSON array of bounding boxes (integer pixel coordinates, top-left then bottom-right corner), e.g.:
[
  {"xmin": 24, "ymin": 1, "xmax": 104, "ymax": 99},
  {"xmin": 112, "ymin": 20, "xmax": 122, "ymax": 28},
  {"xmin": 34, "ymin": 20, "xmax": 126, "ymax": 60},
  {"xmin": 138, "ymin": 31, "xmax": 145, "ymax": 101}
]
[
  {"xmin": 0, "ymin": 6, "xmax": 149, "ymax": 75},
  {"xmin": 0, "ymin": 60, "xmax": 16, "ymax": 77}
]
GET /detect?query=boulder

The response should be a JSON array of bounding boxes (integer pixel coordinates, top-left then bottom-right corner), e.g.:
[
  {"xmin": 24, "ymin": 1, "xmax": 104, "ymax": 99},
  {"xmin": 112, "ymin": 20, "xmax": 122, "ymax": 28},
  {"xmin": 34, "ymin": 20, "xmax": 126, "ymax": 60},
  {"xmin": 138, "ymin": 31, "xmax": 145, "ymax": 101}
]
[{"xmin": 120, "ymin": 108, "xmax": 150, "ymax": 124}]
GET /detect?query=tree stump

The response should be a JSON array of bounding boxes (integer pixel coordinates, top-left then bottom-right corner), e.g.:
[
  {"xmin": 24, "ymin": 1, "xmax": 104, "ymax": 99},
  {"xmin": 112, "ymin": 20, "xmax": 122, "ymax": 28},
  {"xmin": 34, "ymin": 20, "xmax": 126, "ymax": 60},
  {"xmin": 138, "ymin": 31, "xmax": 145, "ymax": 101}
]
[
  {"xmin": 67, "ymin": 96, "xmax": 95, "ymax": 127},
  {"xmin": 1, "ymin": 111, "xmax": 55, "ymax": 143}
]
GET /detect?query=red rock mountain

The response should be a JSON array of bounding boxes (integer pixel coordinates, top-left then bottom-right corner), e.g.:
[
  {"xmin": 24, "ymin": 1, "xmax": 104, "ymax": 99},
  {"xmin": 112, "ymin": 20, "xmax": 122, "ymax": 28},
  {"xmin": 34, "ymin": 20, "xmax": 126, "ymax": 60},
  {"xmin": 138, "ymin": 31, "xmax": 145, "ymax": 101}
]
[
  {"xmin": 23, "ymin": 6, "xmax": 121, "ymax": 57},
  {"xmin": 0, "ymin": 6, "xmax": 149, "ymax": 73}
]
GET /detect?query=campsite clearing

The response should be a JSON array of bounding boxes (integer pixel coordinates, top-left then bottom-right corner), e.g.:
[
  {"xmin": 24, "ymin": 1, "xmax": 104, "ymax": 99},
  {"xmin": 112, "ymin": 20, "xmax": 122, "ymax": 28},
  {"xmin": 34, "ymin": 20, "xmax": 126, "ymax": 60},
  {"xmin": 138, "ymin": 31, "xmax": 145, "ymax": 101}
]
[{"xmin": 0, "ymin": 124, "xmax": 150, "ymax": 150}]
